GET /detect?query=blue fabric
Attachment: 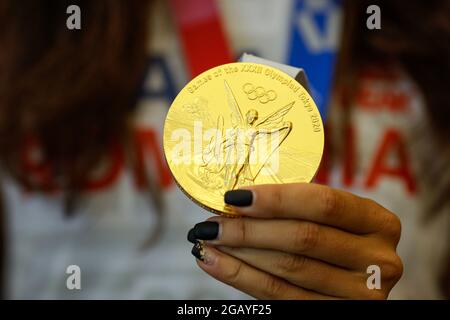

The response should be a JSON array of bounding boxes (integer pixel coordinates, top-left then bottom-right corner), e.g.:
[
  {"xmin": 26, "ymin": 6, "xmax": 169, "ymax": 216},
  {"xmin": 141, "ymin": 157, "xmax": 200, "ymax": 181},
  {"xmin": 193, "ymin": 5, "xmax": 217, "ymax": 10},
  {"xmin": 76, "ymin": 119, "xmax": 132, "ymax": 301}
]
[{"xmin": 286, "ymin": 0, "xmax": 342, "ymax": 120}]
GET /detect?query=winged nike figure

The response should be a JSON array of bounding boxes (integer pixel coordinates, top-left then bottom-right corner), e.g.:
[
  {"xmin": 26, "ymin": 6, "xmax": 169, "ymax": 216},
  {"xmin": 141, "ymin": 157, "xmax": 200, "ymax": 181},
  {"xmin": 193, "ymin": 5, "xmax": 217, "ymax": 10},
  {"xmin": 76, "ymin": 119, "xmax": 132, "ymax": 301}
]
[{"xmin": 197, "ymin": 80, "xmax": 294, "ymax": 190}]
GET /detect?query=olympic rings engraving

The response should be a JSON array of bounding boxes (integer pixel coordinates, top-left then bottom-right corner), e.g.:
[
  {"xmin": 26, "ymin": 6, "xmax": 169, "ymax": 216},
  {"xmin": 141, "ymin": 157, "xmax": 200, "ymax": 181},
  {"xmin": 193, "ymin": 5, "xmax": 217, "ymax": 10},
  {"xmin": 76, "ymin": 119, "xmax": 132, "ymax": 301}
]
[{"xmin": 242, "ymin": 83, "xmax": 277, "ymax": 104}]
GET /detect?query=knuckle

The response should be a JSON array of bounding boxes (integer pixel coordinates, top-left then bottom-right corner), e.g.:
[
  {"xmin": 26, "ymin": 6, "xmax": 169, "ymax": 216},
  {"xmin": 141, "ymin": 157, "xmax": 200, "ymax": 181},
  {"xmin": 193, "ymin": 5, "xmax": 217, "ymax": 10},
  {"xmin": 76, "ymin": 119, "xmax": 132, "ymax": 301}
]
[
  {"xmin": 224, "ymin": 260, "xmax": 244, "ymax": 285},
  {"xmin": 233, "ymin": 218, "xmax": 248, "ymax": 244},
  {"xmin": 381, "ymin": 213, "xmax": 402, "ymax": 241},
  {"xmin": 272, "ymin": 187, "xmax": 284, "ymax": 215},
  {"xmin": 362, "ymin": 197, "xmax": 379, "ymax": 215},
  {"xmin": 292, "ymin": 223, "xmax": 320, "ymax": 253},
  {"xmin": 382, "ymin": 255, "xmax": 404, "ymax": 282},
  {"xmin": 374, "ymin": 251, "xmax": 404, "ymax": 283},
  {"xmin": 275, "ymin": 254, "xmax": 308, "ymax": 276},
  {"xmin": 262, "ymin": 275, "xmax": 285, "ymax": 299},
  {"xmin": 321, "ymin": 188, "xmax": 339, "ymax": 218}
]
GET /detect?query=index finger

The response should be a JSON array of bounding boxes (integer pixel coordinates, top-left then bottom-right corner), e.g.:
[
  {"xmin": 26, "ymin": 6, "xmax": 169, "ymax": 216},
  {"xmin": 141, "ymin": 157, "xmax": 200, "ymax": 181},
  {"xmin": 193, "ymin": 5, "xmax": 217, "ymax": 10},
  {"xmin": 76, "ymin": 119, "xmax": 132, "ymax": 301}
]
[{"xmin": 224, "ymin": 183, "xmax": 393, "ymax": 234}]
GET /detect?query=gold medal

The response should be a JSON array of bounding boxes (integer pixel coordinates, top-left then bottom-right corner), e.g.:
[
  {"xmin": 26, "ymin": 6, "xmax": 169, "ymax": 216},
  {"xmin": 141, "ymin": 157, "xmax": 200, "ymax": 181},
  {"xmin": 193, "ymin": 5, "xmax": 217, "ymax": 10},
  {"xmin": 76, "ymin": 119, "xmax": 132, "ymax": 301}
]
[{"xmin": 163, "ymin": 62, "xmax": 324, "ymax": 216}]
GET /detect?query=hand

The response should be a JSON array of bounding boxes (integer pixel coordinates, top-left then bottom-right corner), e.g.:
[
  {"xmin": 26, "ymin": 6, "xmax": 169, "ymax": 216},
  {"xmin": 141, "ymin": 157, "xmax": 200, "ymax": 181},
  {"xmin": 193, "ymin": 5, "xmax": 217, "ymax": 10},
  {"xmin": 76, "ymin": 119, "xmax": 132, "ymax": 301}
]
[{"xmin": 188, "ymin": 183, "xmax": 403, "ymax": 299}]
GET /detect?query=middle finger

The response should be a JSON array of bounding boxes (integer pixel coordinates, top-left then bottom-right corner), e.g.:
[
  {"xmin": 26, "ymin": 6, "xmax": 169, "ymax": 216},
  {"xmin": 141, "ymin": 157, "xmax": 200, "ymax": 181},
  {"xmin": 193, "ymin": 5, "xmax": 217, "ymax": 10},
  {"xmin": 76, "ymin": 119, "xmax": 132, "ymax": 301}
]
[{"xmin": 193, "ymin": 218, "xmax": 375, "ymax": 269}]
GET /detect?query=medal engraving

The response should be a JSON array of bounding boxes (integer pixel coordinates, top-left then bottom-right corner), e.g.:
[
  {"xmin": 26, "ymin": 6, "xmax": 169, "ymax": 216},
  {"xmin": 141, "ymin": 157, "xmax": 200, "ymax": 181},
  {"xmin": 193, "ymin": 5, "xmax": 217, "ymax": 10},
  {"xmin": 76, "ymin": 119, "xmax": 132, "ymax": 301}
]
[{"xmin": 163, "ymin": 63, "xmax": 324, "ymax": 215}]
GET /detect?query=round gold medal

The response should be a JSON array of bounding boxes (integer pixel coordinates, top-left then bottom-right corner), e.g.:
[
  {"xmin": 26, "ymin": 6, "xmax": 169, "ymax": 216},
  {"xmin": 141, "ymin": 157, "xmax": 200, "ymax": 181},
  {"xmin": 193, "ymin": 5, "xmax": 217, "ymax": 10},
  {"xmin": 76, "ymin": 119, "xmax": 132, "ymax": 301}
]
[{"xmin": 163, "ymin": 62, "xmax": 324, "ymax": 216}]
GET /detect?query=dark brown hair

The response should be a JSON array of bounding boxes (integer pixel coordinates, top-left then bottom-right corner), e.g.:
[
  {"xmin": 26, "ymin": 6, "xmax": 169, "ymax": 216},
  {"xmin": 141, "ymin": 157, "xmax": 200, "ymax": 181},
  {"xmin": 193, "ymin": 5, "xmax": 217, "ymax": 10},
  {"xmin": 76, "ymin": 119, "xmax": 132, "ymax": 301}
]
[
  {"xmin": 0, "ymin": 0, "xmax": 153, "ymax": 297},
  {"xmin": 0, "ymin": 0, "xmax": 152, "ymax": 203},
  {"xmin": 336, "ymin": 0, "xmax": 450, "ymax": 141}
]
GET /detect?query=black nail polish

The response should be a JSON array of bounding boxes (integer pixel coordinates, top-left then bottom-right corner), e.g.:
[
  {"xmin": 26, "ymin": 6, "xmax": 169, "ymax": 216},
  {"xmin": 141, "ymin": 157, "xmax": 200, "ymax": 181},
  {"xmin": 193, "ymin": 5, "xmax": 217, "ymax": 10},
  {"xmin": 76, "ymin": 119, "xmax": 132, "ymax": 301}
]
[
  {"xmin": 187, "ymin": 228, "xmax": 197, "ymax": 244},
  {"xmin": 191, "ymin": 242, "xmax": 204, "ymax": 261},
  {"xmin": 224, "ymin": 189, "xmax": 253, "ymax": 207},
  {"xmin": 193, "ymin": 221, "xmax": 219, "ymax": 240}
]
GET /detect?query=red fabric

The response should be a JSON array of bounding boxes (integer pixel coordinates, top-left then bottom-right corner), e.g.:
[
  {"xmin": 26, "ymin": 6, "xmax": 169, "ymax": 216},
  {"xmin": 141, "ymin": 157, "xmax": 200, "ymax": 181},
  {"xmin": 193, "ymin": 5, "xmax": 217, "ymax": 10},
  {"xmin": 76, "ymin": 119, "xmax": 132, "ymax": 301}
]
[{"xmin": 169, "ymin": 0, "xmax": 233, "ymax": 78}]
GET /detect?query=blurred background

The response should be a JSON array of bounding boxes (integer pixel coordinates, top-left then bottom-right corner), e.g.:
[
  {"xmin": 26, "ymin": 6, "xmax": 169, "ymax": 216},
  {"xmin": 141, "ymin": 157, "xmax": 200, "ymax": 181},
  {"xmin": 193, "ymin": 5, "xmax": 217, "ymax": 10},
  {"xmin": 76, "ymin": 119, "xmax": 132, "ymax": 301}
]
[{"xmin": 0, "ymin": 0, "xmax": 448, "ymax": 299}]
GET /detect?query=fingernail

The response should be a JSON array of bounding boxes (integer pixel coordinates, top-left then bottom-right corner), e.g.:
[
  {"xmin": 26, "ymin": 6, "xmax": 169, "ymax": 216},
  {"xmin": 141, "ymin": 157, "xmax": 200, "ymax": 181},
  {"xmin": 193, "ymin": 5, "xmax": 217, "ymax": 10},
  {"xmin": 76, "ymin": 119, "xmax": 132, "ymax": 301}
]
[
  {"xmin": 193, "ymin": 221, "xmax": 219, "ymax": 240},
  {"xmin": 224, "ymin": 189, "xmax": 253, "ymax": 207},
  {"xmin": 187, "ymin": 228, "xmax": 196, "ymax": 244},
  {"xmin": 191, "ymin": 242, "xmax": 205, "ymax": 261},
  {"xmin": 191, "ymin": 242, "xmax": 215, "ymax": 265}
]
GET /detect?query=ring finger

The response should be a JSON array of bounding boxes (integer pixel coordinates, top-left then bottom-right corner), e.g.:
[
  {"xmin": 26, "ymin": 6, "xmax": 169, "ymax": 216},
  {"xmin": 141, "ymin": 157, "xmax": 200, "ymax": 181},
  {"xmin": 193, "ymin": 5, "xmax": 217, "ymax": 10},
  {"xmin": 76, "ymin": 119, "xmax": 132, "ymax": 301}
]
[{"xmin": 217, "ymin": 246, "xmax": 370, "ymax": 299}]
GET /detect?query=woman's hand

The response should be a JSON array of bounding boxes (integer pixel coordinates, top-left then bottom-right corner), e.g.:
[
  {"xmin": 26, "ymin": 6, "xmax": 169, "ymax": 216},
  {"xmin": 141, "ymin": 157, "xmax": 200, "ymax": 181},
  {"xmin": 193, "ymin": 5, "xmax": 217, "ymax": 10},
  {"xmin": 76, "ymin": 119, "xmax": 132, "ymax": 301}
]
[{"xmin": 188, "ymin": 183, "xmax": 403, "ymax": 299}]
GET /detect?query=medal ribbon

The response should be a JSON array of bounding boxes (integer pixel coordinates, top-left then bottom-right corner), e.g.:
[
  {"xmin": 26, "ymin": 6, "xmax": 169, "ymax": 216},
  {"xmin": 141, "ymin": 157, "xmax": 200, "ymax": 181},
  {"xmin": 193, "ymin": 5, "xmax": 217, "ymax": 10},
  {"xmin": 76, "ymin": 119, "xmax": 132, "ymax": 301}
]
[
  {"xmin": 169, "ymin": 0, "xmax": 233, "ymax": 78},
  {"xmin": 286, "ymin": 0, "xmax": 342, "ymax": 119}
]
